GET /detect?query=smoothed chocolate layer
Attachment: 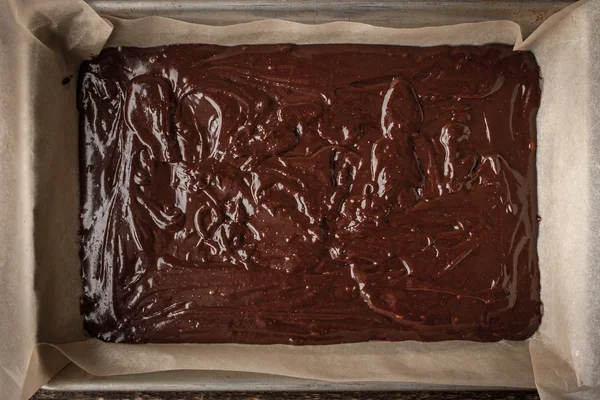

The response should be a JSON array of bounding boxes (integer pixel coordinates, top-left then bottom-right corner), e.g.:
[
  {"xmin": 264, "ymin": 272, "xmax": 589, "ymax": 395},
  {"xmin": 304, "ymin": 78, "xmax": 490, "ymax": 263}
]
[{"xmin": 78, "ymin": 44, "xmax": 541, "ymax": 344}]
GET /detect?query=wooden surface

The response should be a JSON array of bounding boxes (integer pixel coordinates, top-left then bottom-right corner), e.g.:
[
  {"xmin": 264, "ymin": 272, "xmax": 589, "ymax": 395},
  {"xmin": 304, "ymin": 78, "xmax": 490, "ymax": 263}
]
[{"xmin": 32, "ymin": 390, "xmax": 540, "ymax": 400}]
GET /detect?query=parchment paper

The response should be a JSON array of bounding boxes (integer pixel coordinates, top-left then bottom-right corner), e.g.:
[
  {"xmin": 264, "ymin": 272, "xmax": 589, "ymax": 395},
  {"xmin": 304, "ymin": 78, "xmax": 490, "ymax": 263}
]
[
  {"xmin": 519, "ymin": 2, "xmax": 600, "ymax": 398},
  {"xmin": 0, "ymin": 0, "xmax": 598, "ymax": 399}
]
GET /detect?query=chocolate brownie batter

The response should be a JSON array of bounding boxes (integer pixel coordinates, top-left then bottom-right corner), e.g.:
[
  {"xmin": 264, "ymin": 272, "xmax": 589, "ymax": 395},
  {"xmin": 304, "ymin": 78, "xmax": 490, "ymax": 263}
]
[{"xmin": 78, "ymin": 44, "xmax": 542, "ymax": 344}]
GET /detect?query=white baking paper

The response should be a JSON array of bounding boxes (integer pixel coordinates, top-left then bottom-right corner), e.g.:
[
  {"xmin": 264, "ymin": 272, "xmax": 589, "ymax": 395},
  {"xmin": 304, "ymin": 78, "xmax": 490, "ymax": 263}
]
[{"xmin": 518, "ymin": 1, "xmax": 600, "ymax": 398}]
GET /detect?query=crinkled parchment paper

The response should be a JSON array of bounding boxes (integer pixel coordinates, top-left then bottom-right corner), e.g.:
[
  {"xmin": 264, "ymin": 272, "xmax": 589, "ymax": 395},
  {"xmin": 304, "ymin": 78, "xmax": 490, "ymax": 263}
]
[{"xmin": 0, "ymin": 0, "xmax": 598, "ymax": 399}]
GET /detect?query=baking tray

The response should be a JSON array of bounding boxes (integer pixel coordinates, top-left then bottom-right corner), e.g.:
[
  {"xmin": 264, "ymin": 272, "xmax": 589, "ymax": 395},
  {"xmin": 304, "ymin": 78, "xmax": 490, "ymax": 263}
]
[
  {"xmin": 86, "ymin": 0, "xmax": 572, "ymax": 36},
  {"xmin": 44, "ymin": 0, "xmax": 573, "ymax": 393}
]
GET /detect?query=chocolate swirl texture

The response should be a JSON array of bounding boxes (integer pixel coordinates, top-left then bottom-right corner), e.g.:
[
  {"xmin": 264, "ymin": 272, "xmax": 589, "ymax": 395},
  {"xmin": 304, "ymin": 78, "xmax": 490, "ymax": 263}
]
[{"xmin": 78, "ymin": 44, "xmax": 542, "ymax": 344}]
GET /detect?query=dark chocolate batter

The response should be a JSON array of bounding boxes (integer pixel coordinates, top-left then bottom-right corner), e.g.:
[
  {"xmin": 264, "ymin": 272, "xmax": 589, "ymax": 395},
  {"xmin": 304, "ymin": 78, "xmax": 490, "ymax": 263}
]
[{"xmin": 78, "ymin": 44, "xmax": 542, "ymax": 344}]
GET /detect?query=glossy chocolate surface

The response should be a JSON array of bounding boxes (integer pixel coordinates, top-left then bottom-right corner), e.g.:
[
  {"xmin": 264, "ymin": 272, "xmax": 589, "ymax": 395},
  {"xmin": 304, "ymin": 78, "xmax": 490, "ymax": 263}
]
[{"xmin": 78, "ymin": 44, "xmax": 542, "ymax": 344}]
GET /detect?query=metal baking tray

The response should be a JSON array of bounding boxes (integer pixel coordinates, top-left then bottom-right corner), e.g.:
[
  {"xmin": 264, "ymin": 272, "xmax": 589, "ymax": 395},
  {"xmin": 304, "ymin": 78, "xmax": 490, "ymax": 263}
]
[{"xmin": 45, "ymin": 0, "xmax": 573, "ymax": 393}]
